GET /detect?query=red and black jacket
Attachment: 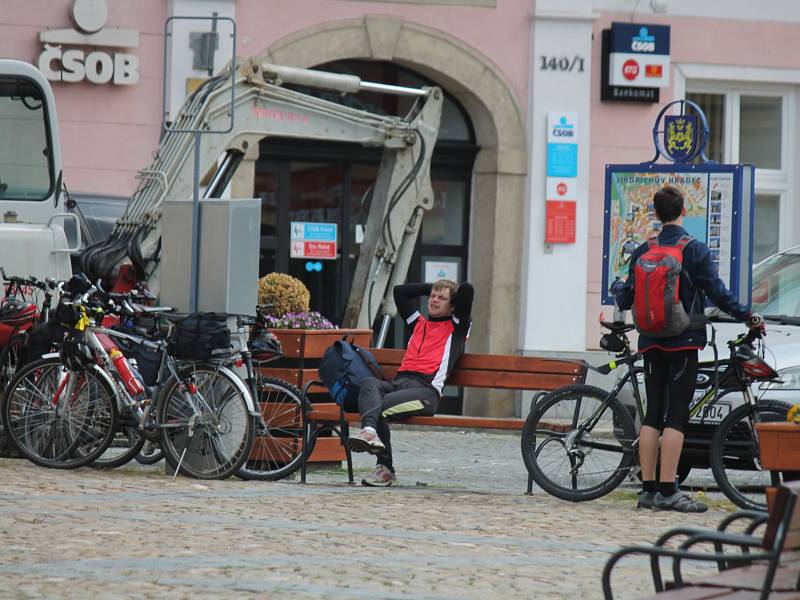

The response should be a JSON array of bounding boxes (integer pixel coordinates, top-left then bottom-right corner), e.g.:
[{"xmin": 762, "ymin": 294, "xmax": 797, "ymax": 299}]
[{"xmin": 393, "ymin": 282, "xmax": 474, "ymax": 394}]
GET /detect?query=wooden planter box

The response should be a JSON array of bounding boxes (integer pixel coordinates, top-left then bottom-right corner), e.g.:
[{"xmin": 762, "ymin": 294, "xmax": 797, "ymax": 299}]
[
  {"xmin": 756, "ymin": 422, "xmax": 800, "ymax": 471},
  {"xmin": 756, "ymin": 422, "xmax": 800, "ymax": 511},
  {"xmin": 258, "ymin": 328, "xmax": 373, "ymax": 464}
]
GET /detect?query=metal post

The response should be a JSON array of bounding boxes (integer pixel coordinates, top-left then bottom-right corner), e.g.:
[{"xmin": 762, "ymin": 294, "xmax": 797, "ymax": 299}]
[
  {"xmin": 161, "ymin": 15, "xmax": 236, "ymax": 314},
  {"xmin": 189, "ymin": 131, "xmax": 201, "ymax": 312},
  {"xmin": 376, "ymin": 314, "xmax": 392, "ymax": 348}
]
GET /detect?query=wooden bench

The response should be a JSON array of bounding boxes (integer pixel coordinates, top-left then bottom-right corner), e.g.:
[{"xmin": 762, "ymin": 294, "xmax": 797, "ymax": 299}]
[
  {"xmin": 602, "ymin": 481, "xmax": 800, "ymax": 600},
  {"xmin": 298, "ymin": 348, "xmax": 587, "ymax": 490}
]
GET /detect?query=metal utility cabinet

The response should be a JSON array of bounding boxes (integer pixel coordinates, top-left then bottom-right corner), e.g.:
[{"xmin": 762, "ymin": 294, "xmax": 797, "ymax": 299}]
[{"xmin": 160, "ymin": 198, "xmax": 260, "ymax": 315}]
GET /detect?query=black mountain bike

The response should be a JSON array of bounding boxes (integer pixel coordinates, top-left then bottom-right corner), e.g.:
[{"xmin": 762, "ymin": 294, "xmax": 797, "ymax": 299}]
[{"xmin": 521, "ymin": 319, "xmax": 790, "ymax": 511}]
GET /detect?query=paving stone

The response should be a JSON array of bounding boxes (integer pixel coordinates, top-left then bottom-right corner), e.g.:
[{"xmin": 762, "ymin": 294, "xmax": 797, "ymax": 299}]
[{"xmin": 0, "ymin": 428, "xmax": 736, "ymax": 599}]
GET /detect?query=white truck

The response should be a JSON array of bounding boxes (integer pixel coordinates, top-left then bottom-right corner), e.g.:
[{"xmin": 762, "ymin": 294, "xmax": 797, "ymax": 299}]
[
  {"xmin": 0, "ymin": 59, "xmax": 79, "ymax": 282},
  {"xmin": 0, "ymin": 58, "xmax": 442, "ymax": 337}
]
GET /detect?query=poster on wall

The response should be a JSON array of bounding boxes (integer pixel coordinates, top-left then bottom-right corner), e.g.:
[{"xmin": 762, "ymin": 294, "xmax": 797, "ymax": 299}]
[{"xmin": 601, "ymin": 164, "xmax": 754, "ymax": 306}]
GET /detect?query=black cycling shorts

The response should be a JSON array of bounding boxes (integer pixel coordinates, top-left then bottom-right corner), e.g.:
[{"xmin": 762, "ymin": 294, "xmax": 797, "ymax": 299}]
[{"xmin": 642, "ymin": 348, "xmax": 699, "ymax": 433}]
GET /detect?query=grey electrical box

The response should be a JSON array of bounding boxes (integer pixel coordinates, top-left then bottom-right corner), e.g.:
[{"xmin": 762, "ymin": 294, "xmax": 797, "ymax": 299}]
[{"xmin": 160, "ymin": 198, "xmax": 260, "ymax": 315}]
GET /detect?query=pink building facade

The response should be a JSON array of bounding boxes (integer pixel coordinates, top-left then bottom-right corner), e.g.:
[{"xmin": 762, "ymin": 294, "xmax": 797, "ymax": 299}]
[{"xmin": 2, "ymin": 0, "xmax": 800, "ymax": 415}]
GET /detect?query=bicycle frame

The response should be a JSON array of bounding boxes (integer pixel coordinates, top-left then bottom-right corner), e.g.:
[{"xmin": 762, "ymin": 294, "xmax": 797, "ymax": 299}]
[{"xmin": 79, "ymin": 325, "xmax": 259, "ymax": 437}]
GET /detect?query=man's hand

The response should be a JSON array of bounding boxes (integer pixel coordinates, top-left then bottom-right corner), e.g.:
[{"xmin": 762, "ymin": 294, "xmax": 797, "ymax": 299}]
[{"xmin": 746, "ymin": 313, "xmax": 766, "ymax": 336}]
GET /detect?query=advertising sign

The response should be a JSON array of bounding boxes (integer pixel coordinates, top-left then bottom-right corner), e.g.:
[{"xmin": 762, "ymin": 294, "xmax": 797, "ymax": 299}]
[
  {"xmin": 601, "ymin": 164, "xmax": 754, "ymax": 306},
  {"xmin": 424, "ymin": 259, "xmax": 459, "ymax": 284},
  {"xmin": 38, "ymin": 0, "xmax": 139, "ymax": 85},
  {"xmin": 607, "ymin": 23, "xmax": 670, "ymax": 88},
  {"xmin": 546, "ymin": 112, "xmax": 578, "ymax": 244},
  {"xmin": 546, "ymin": 112, "xmax": 578, "ymax": 178},
  {"xmin": 601, "ymin": 22, "xmax": 670, "ymax": 103},
  {"xmin": 290, "ymin": 221, "xmax": 337, "ymax": 260},
  {"xmin": 545, "ymin": 201, "xmax": 576, "ymax": 244}
]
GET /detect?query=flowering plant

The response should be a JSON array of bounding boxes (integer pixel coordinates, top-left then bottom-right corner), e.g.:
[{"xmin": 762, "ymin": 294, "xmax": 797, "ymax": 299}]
[{"xmin": 262, "ymin": 311, "xmax": 336, "ymax": 330}]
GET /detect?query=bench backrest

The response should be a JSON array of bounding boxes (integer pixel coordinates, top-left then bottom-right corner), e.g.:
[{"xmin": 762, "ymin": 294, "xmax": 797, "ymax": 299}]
[
  {"xmin": 259, "ymin": 347, "xmax": 585, "ymax": 395},
  {"xmin": 369, "ymin": 348, "xmax": 585, "ymax": 391}
]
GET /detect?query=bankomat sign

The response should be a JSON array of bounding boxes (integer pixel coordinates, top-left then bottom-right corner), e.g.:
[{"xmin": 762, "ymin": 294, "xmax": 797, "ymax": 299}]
[
  {"xmin": 37, "ymin": 0, "xmax": 139, "ymax": 85},
  {"xmin": 608, "ymin": 23, "xmax": 670, "ymax": 89}
]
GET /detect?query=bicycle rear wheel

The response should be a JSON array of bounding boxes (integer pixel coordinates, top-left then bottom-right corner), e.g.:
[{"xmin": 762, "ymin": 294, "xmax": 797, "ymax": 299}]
[
  {"xmin": 710, "ymin": 400, "xmax": 791, "ymax": 511},
  {"xmin": 3, "ymin": 358, "xmax": 118, "ymax": 469},
  {"xmin": 0, "ymin": 333, "xmax": 26, "ymax": 394},
  {"xmin": 159, "ymin": 362, "xmax": 255, "ymax": 480},
  {"xmin": 521, "ymin": 384, "xmax": 636, "ymax": 502},
  {"xmin": 237, "ymin": 376, "xmax": 305, "ymax": 481}
]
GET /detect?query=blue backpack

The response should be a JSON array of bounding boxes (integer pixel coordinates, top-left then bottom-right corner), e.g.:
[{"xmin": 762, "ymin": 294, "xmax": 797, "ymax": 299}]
[{"xmin": 317, "ymin": 337, "xmax": 385, "ymax": 406}]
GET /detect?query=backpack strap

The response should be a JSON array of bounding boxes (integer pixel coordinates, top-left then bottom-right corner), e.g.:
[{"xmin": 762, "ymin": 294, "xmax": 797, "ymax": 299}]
[
  {"xmin": 675, "ymin": 235, "xmax": 694, "ymax": 250},
  {"xmin": 647, "ymin": 236, "xmax": 659, "ymax": 250}
]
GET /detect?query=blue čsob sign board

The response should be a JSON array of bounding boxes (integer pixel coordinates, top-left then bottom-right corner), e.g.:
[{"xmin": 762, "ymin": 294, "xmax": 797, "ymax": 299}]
[
  {"xmin": 609, "ymin": 22, "xmax": 670, "ymax": 55},
  {"xmin": 547, "ymin": 113, "xmax": 579, "ymax": 178},
  {"xmin": 291, "ymin": 222, "xmax": 337, "ymax": 242},
  {"xmin": 601, "ymin": 163, "xmax": 755, "ymax": 308}
]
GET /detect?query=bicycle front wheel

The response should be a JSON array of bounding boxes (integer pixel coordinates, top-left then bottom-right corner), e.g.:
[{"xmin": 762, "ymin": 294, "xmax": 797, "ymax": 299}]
[
  {"xmin": 159, "ymin": 363, "xmax": 255, "ymax": 480},
  {"xmin": 91, "ymin": 411, "xmax": 146, "ymax": 469},
  {"xmin": 521, "ymin": 384, "xmax": 637, "ymax": 502},
  {"xmin": 237, "ymin": 376, "xmax": 305, "ymax": 481},
  {"xmin": 3, "ymin": 357, "xmax": 118, "ymax": 469},
  {"xmin": 710, "ymin": 400, "xmax": 791, "ymax": 511}
]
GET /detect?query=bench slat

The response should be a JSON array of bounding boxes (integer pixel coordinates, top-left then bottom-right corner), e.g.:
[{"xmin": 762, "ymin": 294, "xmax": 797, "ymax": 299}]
[
  {"xmin": 307, "ymin": 403, "xmax": 525, "ymax": 430},
  {"xmin": 446, "ymin": 371, "xmax": 581, "ymax": 389}
]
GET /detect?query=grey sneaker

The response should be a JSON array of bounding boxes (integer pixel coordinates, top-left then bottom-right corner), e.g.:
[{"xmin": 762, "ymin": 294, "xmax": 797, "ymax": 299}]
[
  {"xmin": 653, "ymin": 492, "xmax": 708, "ymax": 513},
  {"xmin": 362, "ymin": 465, "xmax": 397, "ymax": 487},
  {"xmin": 346, "ymin": 428, "xmax": 386, "ymax": 454},
  {"xmin": 637, "ymin": 491, "xmax": 655, "ymax": 509}
]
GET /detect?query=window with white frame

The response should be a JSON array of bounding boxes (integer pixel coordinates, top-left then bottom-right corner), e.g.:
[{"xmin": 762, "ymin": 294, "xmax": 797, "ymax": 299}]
[{"xmin": 686, "ymin": 83, "xmax": 794, "ymax": 263}]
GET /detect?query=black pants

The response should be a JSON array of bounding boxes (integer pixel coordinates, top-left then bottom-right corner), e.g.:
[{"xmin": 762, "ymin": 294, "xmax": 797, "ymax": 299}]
[
  {"xmin": 642, "ymin": 348, "xmax": 699, "ymax": 433},
  {"xmin": 349, "ymin": 375, "xmax": 439, "ymax": 472}
]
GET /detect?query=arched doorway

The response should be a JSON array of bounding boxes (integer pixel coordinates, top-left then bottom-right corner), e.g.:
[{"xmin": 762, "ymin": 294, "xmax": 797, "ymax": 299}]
[{"xmin": 246, "ymin": 17, "xmax": 527, "ymax": 417}]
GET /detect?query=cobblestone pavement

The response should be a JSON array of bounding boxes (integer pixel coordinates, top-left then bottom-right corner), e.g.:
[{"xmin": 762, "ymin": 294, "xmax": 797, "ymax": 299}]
[{"xmin": 0, "ymin": 428, "xmax": 738, "ymax": 599}]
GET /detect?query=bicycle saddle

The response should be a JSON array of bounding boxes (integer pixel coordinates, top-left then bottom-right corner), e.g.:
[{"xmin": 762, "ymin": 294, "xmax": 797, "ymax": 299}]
[{"xmin": 599, "ymin": 320, "xmax": 635, "ymax": 334}]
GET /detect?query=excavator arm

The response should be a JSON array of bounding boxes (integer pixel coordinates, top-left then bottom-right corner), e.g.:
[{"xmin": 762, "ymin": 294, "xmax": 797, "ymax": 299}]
[{"xmin": 81, "ymin": 60, "xmax": 442, "ymax": 334}]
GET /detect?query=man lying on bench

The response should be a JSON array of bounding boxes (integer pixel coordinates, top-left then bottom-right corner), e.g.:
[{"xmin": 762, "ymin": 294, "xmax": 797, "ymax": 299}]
[{"xmin": 346, "ymin": 279, "xmax": 474, "ymax": 487}]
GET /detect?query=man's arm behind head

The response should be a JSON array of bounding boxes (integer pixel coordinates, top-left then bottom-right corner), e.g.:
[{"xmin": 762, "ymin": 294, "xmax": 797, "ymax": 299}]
[{"xmin": 454, "ymin": 282, "xmax": 474, "ymax": 322}]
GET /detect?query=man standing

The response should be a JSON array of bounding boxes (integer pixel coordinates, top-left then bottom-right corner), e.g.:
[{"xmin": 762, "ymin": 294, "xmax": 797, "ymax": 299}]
[
  {"xmin": 347, "ymin": 279, "xmax": 474, "ymax": 487},
  {"xmin": 613, "ymin": 186, "xmax": 762, "ymax": 512}
]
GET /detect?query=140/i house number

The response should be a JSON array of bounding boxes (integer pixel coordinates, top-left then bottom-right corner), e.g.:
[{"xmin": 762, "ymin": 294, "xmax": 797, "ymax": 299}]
[{"xmin": 540, "ymin": 55, "xmax": 585, "ymax": 73}]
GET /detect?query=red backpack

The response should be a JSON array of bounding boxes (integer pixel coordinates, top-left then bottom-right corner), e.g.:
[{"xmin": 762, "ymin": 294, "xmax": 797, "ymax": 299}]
[{"xmin": 632, "ymin": 235, "xmax": 693, "ymax": 338}]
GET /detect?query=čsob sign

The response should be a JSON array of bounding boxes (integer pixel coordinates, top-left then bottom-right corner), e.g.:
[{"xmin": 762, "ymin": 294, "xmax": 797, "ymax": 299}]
[{"xmin": 37, "ymin": 0, "xmax": 139, "ymax": 85}]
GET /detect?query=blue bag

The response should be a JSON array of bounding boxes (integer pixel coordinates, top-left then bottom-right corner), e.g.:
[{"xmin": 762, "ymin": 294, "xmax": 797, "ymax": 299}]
[{"xmin": 317, "ymin": 337, "xmax": 385, "ymax": 406}]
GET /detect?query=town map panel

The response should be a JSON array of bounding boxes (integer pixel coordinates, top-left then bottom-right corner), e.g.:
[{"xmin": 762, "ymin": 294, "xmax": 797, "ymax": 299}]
[{"xmin": 603, "ymin": 167, "xmax": 737, "ymax": 305}]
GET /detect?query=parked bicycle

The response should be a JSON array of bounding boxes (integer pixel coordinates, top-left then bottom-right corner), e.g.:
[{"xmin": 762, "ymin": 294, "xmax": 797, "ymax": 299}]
[
  {"xmin": 3, "ymin": 283, "xmax": 257, "ymax": 478},
  {"xmin": 521, "ymin": 317, "xmax": 790, "ymax": 511},
  {"xmin": 232, "ymin": 310, "xmax": 305, "ymax": 481}
]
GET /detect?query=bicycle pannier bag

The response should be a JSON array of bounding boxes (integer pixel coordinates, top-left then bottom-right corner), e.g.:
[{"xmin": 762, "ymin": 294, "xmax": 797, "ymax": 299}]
[
  {"xmin": 169, "ymin": 312, "xmax": 231, "ymax": 360},
  {"xmin": 317, "ymin": 337, "xmax": 385, "ymax": 406},
  {"xmin": 632, "ymin": 235, "xmax": 697, "ymax": 338}
]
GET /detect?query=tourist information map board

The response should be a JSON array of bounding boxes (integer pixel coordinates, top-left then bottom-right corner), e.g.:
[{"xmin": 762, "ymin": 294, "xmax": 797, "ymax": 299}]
[{"xmin": 601, "ymin": 163, "xmax": 755, "ymax": 306}]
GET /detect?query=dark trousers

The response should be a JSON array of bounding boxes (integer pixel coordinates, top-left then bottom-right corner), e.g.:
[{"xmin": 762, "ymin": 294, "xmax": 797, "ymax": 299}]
[
  {"xmin": 350, "ymin": 375, "xmax": 439, "ymax": 472},
  {"xmin": 643, "ymin": 348, "xmax": 699, "ymax": 433}
]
